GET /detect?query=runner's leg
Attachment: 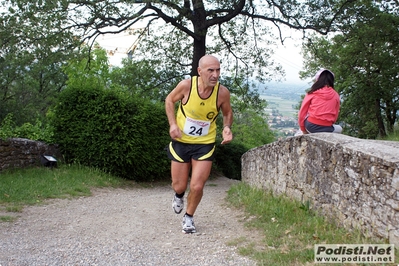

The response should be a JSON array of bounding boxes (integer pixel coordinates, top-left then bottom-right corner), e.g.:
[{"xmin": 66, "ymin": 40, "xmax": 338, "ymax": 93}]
[
  {"xmin": 171, "ymin": 161, "xmax": 191, "ymax": 194},
  {"xmin": 186, "ymin": 160, "xmax": 212, "ymax": 215}
]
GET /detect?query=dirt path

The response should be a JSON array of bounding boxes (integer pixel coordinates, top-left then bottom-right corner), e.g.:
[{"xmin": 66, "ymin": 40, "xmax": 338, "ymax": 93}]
[{"xmin": 0, "ymin": 177, "xmax": 260, "ymax": 266}]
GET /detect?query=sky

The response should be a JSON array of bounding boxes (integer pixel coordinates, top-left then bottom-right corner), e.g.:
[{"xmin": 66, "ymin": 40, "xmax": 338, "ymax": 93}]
[
  {"xmin": 273, "ymin": 39, "xmax": 307, "ymax": 84},
  {"xmin": 269, "ymin": 26, "xmax": 313, "ymax": 85},
  {"xmin": 96, "ymin": 30, "xmax": 144, "ymax": 66}
]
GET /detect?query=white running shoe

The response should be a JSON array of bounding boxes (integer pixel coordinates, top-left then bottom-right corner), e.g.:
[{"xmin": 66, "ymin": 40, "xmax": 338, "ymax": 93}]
[
  {"xmin": 182, "ymin": 214, "xmax": 196, "ymax": 234},
  {"xmin": 172, "ymin": 195, "xmax": 184, "ymax": 214}
]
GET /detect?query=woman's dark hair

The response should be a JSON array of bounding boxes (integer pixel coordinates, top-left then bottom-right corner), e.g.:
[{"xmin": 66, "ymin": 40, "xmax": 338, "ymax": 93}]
[{"xmin": 308, "ymin": 70, "xmax": 335, "ymax": 94}]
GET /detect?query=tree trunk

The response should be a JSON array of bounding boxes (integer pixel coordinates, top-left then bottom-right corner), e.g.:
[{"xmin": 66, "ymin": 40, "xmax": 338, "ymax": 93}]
[
  {"xmin": 384, "ymin": 99, "xmax": 396, "ymax": 133},
  {"xmin": 191, "ymin": 35, "xmax": 206, "ymax": 76},
  {"xmin": 190, "ymin": 0, "xmax": 208, "ymax": 77},
  {"xmin": 374, "ymin": 98, "xmax": 386, "ymax": 137}
]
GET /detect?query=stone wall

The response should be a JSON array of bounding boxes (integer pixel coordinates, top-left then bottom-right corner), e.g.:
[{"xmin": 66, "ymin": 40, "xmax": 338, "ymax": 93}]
[
  {"xmin": 0, "ymin": 138, "xmax": 62, "ymax": 171},
  {"xmin": 241, "ymin": 133, "xmax": 399, "ymax": 246}
]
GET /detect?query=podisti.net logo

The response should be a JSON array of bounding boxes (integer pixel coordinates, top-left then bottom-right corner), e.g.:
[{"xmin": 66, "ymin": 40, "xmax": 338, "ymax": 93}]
[{"xmin": 314, "ymin": 244, "xmax": 395, "ymax": 264}]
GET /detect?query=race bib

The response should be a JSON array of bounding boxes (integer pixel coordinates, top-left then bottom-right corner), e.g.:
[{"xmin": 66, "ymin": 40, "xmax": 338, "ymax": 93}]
[{"xmin": 183, "ymin": 117, "xmax": 210, "ymax": 137}]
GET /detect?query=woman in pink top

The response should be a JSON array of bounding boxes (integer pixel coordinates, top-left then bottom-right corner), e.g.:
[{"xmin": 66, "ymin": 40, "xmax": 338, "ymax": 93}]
[{"xmin": 298, "ymin": 69, "xmax": 342, "ymax": 134}]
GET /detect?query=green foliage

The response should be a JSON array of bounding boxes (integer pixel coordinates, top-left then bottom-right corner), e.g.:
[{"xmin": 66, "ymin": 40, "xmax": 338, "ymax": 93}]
[
  {"xmin": 131, "ymin": 24, "xmax": 193, "ymax": 77},
  {"xmin": 230, "ymin": 111, "xmax": 275, "ymax": 149},
  {"xmin": 211, "ymin": 75, "xmax": 275, "ymax": 180},
  {"xmin": 64, "ymin": 47, "xmax": 113, "ymax": 90},
  {"xmin": 110, "ymin": 58, "xmax": 178, "ymax": 102},
  {"xmin": 219, "ymin": 75, "xmax": 275, "ymax": 150},
  {"xmin": 214, "ymin": 142, "xmax": 248, "ymax": 180},
  {"xmin": 13, "ymin": 120, "xmax": 54, "ymax": 143},
  {"xmin": 51, "ymin": 85, "xmax": 170, "ymax": 181},
  {"xmin": 379, "ymin": 126, "xmax": 399, "ymax": 141},
  {"xmin": 0, "ymin": 113, "xmax": 54, "ymax": 142},
  {"xmin": 52, "ymin": 46, "xmax": 171, "ymax": 181},
  {"xmin": 0, "ymin": 114, "xmax": 15, "ymax": 139},
  {"xmin": 209, "ymin": 76, "xmax": 275, "ymax": 180},
  {"xmin": 0, "ymin": 1, "xmax": 81, "ymax": 125}
]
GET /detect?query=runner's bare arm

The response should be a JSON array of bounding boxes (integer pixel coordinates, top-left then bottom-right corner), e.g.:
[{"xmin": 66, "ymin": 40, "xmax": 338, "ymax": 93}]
[
  {"xmin": 218, "ymin": 86, "xmax": 233, "ymax": 144},
  {"xmin": 165, "ymin": 79, "xmax": 190, "ymax": 140}
]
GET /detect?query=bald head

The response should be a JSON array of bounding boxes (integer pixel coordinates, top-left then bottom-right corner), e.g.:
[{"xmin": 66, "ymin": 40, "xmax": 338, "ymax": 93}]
[
  {"xmin": 197, "ymin": 55, "xmax": 221, "ymax": 88},
  {"xmin": 198, "ymin": 55, "xmax": 220, "ymax": 69}
]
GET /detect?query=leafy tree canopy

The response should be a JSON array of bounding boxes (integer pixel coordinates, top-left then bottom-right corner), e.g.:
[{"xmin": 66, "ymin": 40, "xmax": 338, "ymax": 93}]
[
  {"xmin": 4, "ymin": 0, "xmax": 357, "ymax": 80},
  {"xmin": 0, "ymin": 0, "xmax": 81, "ymax": 124}
]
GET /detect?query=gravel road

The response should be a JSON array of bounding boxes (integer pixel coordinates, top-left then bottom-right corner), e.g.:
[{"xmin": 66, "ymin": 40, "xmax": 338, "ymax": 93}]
[{"xmin": 0, "ymin": 177, "xmax": 260, "ymax": 266}]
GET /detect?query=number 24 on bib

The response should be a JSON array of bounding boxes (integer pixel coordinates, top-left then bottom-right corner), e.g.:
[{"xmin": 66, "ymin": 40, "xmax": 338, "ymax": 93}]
[{"xmin": 183, "ymin": 117, "xmax": 210, "ymax": 137}]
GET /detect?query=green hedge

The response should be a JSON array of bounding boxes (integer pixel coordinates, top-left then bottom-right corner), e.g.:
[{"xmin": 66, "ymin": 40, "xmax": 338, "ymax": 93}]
[
  {"xmin": 214, "ymin": 142, "xmax": 248, "ymax": 180},
  {"xmin": 51, "ymin": 86, "xmax": 171, "ymax": 181}
]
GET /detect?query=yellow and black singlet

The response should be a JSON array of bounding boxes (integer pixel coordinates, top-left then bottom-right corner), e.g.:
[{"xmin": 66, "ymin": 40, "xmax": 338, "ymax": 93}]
[{"xmin": 176, "ymin": 76, "xmax": 220, "ymax": 144}]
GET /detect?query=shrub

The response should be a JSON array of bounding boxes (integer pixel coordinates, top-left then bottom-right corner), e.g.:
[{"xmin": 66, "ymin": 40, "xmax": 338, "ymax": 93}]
[
  {"xmin": 0, "ymin": 113, "xmax": 54, "ymax": 143},
  {"xmin": 51, "ymin": 86, "xmax": 171, "ymax": 181},
  {"xmin": 214, "ymin": 142, "xmax": 248, "ymax": 180},
  {"xmin": 0, "ymin": 114, "xmax": 15, "ymax": 139}
]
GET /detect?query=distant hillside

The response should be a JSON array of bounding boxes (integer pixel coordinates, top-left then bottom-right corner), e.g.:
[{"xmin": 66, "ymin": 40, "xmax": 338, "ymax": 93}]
[{"xmin": 258, "ymin": 82, "xmax": 310, "ymax": 102}]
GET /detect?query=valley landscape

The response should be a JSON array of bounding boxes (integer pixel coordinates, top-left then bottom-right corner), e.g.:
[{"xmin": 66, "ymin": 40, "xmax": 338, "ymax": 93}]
[{"xmin": 260, "ymin": 82, "xmax": 310, "ymax": 137}]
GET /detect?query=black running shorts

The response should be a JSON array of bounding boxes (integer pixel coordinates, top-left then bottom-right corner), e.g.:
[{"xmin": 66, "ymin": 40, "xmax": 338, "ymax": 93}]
[{"xmin": 166, "ymin": 141, "xmax": 215, "ymax": 163}]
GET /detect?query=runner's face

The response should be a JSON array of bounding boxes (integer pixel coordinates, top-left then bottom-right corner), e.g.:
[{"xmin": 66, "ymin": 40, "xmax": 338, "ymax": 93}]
[{"xmin": 198, "ymin": 59, "xmax": 220, "ymax": 87}]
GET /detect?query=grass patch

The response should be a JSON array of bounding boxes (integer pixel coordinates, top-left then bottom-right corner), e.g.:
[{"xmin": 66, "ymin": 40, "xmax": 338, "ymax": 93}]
[
  {"xmin": 376, "ymin": 125, "xmax": 399, "ymax": 141},
  {"xmin": 0, "ymin": 164, "xmax": 130, "ymax": 207},
  {"xmin": 6, "ymin": 205, "xmax": 23, "ymax": 212},
  {"xmin": 381, "ymin": 129, "xmax": 399, "ymax": 141},
  {"xmin": 226, "ymin": 182, "xmax": 397, "ymax": 265},
  {"xmin": 0, "ymin": 215, "xmax": 17, "ymax": 222}
]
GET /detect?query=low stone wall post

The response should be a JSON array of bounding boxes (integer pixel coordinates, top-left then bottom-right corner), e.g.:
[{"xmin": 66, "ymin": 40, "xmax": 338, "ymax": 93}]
[{"xmin": 0, "ymin": 138, "xmax": 62, "ymax": 171}]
